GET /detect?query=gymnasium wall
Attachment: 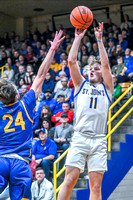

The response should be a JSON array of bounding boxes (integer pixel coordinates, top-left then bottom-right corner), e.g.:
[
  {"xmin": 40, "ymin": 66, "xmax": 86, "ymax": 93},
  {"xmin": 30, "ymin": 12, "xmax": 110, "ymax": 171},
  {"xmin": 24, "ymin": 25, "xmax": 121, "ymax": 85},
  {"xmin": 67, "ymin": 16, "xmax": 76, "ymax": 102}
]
[{"xmin": 0, "ymin": 3, "xmax": 133, "ymax": 38}]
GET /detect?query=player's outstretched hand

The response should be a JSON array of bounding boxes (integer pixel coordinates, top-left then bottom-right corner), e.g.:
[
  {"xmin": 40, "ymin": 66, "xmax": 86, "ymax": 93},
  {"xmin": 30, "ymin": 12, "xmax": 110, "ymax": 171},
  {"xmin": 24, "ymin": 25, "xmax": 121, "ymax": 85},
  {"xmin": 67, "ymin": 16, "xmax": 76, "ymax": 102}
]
[
  {"xmin": 94, "ymin": 22, "xmax": 103, "ymax": 40},
  {"xmin": 49, "ymin": 30, "xmax": 65, "ymax": 50},
  {"xmin": 75, "ymin": 29, "xmax": 87, "ymax": 39}
]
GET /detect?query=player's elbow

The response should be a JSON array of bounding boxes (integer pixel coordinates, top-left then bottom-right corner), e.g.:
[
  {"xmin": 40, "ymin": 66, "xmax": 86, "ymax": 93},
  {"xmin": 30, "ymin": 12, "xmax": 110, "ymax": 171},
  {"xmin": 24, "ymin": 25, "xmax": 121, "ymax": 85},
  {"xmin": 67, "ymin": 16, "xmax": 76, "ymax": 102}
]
[{"xmin": 68, "ymin": 59, "xmax": 76, "ymax": 67}]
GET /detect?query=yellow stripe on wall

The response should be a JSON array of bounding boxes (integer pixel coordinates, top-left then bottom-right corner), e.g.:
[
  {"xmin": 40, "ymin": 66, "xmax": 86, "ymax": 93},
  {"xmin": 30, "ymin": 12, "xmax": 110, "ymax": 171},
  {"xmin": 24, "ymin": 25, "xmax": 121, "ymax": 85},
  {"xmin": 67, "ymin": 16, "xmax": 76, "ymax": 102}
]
[{"xmin": 21, "ymin": 100, "xmax": 33, "ymax": 123}]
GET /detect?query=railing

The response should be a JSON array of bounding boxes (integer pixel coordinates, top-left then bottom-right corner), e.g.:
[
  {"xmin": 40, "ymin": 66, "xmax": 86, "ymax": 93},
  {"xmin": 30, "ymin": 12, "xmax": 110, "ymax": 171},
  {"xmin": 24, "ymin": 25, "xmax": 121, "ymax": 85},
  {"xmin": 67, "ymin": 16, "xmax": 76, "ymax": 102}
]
[
  {"xmin": 53, "ymin": 149, "xmax": 69, "ymax": 200},
  {"xmin": 53, "ymin": 84, "xmax": 133, "ymax": 199},
  {"xmin": 0, "ymin": 65, "xmax": 9, "ymax": 77},
  {"xmin": 106, "ymin": 84, "xmax": 133, "ymax": 151}
]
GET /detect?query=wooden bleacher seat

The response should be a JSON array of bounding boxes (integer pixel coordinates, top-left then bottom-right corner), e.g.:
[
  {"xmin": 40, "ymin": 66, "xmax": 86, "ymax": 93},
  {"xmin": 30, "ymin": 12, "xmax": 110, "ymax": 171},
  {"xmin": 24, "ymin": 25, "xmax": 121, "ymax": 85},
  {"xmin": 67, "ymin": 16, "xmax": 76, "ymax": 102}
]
[{"xmin": 119, "ymin": 82, "xmax": 132, "ymax": 97}]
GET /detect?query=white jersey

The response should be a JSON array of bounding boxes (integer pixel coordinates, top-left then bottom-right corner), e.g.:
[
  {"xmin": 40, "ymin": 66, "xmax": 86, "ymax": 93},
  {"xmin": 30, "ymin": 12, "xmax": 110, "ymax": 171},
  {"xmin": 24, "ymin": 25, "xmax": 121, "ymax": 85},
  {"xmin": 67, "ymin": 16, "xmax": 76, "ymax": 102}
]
[{"xmin": 74, "ymin": 80, "xmax": 111, "ymax": 137}]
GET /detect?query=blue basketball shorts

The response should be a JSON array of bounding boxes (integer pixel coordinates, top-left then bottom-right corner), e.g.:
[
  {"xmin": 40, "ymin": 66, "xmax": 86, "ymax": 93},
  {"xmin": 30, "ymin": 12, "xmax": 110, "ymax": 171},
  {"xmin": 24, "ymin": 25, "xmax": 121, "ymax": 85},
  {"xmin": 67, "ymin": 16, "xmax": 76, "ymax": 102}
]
[{"xmin": 0, "ymin": 157, "xmax": 32, "ymax": 200}]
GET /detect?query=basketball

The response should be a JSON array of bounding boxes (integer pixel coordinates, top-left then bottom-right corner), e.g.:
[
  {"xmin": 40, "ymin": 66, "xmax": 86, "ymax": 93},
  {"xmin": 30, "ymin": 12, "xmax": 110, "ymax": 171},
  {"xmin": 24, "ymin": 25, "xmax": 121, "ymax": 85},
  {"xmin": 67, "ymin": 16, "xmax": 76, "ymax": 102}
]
[{"xmin": 70, "ymin": 6, "xmax": 93, "ymax": 29}]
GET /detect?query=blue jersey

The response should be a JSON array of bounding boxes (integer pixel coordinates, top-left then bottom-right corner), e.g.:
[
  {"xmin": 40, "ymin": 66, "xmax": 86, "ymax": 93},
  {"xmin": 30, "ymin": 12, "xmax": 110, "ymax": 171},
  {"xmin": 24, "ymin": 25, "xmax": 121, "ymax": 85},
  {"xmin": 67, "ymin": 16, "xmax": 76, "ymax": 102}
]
[{"xmin": 0, "ymin": 89, "xmax": 36, "ymax": 160}]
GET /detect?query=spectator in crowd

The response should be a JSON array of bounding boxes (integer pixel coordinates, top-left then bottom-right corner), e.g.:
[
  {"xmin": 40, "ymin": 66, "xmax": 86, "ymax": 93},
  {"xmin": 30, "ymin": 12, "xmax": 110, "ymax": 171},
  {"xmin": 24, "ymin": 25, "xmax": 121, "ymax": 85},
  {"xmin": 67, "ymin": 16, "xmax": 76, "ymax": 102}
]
[
  {"xmin": 115, "ymin": 44, "xmax": 125, "ymax": 60},
  {"xmin": 3, "ymin": 61, "xmax": 14, "ymax": 81},
  {"xmin": 54, "ymin": 77, "xmax": 71, "ymax": 102},
  {"xmin": 117, "ymin": 59, "xmax": 133, "ymax": 83},
  {"xmin": 54, "ymin": 112, "xmax": 73, "ymax": 152},
  {"xmin": 19, "ymin": 42, "xmax": 28, "ymax": 56},
  {"xmin": 19, "ymin": 84, "xmax": 28, "ymax": 99},
  {"xmin": 90, "ymin": 42, "xmax": 99, "ymax": 57},
  {"xmin": 31, "ymin": 167, "xmax": 54, "ymax": 200},
  {"xmin": 78, "ymin": 44, "xmax": 89, "ymax": 66},
  {"xmin": 82, "ymin": 35, "xmax": 92, "ymax": 53},
  {"xmin": 25, "ymin": 46, "xmax": 36, "ymax": 63},
  {"xmin": 0, "ymin": 50, "xmax": 7, "ymax": 67},
  {"xmin": 42, "ymin": 72, "xmax": 55, "ymax": 93},
  {"xmin": 37, "ymin": 89, "xmax": 57, "ymax": 114},
  {"xmin": 54, "ymin": 71, "xmax": 67, "ymax": 93},
  {"xmin": 107, "ymin": 39, "xmax": 116, "ymax": 66},
  {"xmin": 42, "ymin": 24, "xmax": 53, "ymax": 43},
  {"xmin": 124, "ymin": 48, "xmax": 133, "ymax": 65},
  {"xmin": 112, "ymin": 56, "xmax": 125, "ymax": 76},
  {"xmin": 117, "ymin": 33, "xmax": 128, "ymax": 50},
  {"xmin": 39, "ymin": 105, "xmax": 52, "ymax": 127},
  {"xmin": 32, "ymin": 128, "xmax": 57, "ymax": 180},
  {"xmin": 53, "ymin": 93, "xmax": 65, "ymax": 115},
  {"xmin": 51, "ymin": 102, "xmax": 74, "ymax": 127},
  {"xmin": 50, "ymin": 57, "xmax": 60, "ymax": 72},
  {"xmin": 12, "ymin": 35, "xmax": 22, "ymax": 50},
  {"xmin": 17, "ymin": 77, "xmax": 26, "ymax": 94},
  {"xmin": 25, "ymin": 64, "xmax": 35, "ymax": 85},
  {"xmin": 14, "ymin": 65, "xmax": 26, "ymax": 86},
  {"xmin": 56, "ymin": 59, "xmax": 70, "ymax": 80},
  {"xmin": 112, "ymin": 75, "xmax": 122, "ymax": 99},
  {"xmin": 120, "ymin": 14, "xmax": 133, "ymax": 30},
  {"xmin": 41, "ymin": 118, "xmax": 55, "ymax": 140}
]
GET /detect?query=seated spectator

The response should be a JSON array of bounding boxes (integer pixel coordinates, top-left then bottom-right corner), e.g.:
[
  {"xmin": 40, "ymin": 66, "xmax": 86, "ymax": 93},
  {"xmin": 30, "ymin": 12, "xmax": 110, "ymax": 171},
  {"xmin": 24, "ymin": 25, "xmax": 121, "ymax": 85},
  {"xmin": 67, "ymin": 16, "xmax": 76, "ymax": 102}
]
[
  {"xmin": 56, "ymin": 59, "xmax": 70, "ymax": 80},
  {"xmin": 12, "ymin": 35, "xmax": 22, "ymax": 50},
  {"xmin": 115, "ymin": 44, "xmax": 125, "ymax": 60},
  {"xmin": 25, "ymin": 46, "xmax": 36, "ymax": 63},
  {"xmin": 14, "ymin": 65, "xmax": 26, "ymax": 86},
  {"xmin": 120, "ymin": 14, "xmax": 133, "ymax": 30},
  {"xmin": 90, "ymin": 42, "xmax": 99, "ymax": 57},
  {"xmin": 112, "ymin": 56, "xmax": 125, "ymax": 76},
  {"xmin": 17, "ymin": 77, "xmax": 26, "ymax": 94},
  {"xmin": 50, "ymin": 57, "xmax": 61, "ymax": 72},
  {"xmin": 3, "ymin": 62, "xmax": 14, "ymax": 81},
  {"xmin": 41, "ymin": 118, "xmax": 55, "ymax": 140},
  {"xmin": 78, "ymin": 44, "xmax": 89, "ymax": 66},
  {"xmin": 112, "ymin": 75, "xmax": 122, "ymax": 101},
  {"xmin": 31, "ymin": 167, "xmax": 54, "ymax": 200},
  {"xmin": 25, "ymin": 64, "xmax": 35, "ymax": 85},
  {"xmin": 19, "ymin": 42, "xmax": 27, "ymax": 56},
  {"xmin": 37, "ymin": 89, "xmax": 57, "ymax": 114},
  {"xmin": 53, "ymin": 94, "xmax": 65, "ymax": 115},
  {"xmin": 54, "ymin": 77, "xmax": 71, "ymax": 102},
  {"xmin": 32, "ymin": 128, "xmax": 57, "ymax": 180},
  {"xmin": 54, "ymin": 71, "xmax": 67, "ymax": 93},
  {"xmin": 117, "ymin": 60, "xmax": 133, "ymax": 83},
  {"xmin": 51, "ymin": 102, "xmax": 74, "ymax": 127},
  {"xmin": 19, "ymin": 84, "xmax": 28, "ymax": 99},
  {"xmin": 54, "ymin": 113, "xmax": 73, "ymax": 152},
  {"xmin": 117, "ymin": 33, "xmax": 128, "ymax": 50},
  {"xmin": 42, "ymin": 72, "xmax": 55, "ymax": 93},
  {"xmin": 107, "ymin": 39, "xmax": 116, "ymax": 66},
  {"xmin": 39, "ymin": 105, "xmax": 52, "ymax": 127},
  {"xmin": 124, "ymin": 48, "xmax": 133, "ymax": 65}
]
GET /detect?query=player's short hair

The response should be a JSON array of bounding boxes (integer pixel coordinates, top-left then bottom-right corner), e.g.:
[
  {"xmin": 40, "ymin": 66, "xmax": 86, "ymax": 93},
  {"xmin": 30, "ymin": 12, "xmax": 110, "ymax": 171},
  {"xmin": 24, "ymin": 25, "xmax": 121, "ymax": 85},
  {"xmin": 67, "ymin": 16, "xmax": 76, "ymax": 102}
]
[
  {"xmin": 0, "ymin": 78, "xmax": 18, "ymax": 105},
  {"xmin": 90, "ymin": 60, "xmax": 101, "ymax": 67}
]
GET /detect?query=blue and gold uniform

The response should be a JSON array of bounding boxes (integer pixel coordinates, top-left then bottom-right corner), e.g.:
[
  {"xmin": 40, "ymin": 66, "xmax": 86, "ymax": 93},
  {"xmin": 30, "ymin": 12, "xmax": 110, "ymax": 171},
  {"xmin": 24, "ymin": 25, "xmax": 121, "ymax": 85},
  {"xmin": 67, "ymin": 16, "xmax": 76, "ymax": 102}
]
[{"xmin": 0, "ymin": 89, "xmax": 36, "ymax": 200}]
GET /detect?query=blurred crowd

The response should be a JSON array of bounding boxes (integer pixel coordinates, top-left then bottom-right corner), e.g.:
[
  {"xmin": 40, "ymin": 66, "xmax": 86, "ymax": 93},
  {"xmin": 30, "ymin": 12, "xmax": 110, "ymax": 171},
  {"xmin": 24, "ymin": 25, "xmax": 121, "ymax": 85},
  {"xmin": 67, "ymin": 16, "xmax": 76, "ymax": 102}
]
[{"xmin": 0, "ymin": 14, "xmax": 133, "ymax": 199}]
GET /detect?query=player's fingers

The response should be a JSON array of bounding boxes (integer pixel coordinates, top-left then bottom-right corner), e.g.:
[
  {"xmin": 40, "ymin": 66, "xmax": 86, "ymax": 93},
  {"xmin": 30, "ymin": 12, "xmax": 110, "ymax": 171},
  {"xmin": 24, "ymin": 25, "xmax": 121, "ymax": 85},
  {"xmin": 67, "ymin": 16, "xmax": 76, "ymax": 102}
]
[
  {"xmin": 58, "ymin": 30, "xmax": 63, "ymax": 38},
  {"xmin": 59, "ymin": 36, "xmax": 65, "ymax": 43}
]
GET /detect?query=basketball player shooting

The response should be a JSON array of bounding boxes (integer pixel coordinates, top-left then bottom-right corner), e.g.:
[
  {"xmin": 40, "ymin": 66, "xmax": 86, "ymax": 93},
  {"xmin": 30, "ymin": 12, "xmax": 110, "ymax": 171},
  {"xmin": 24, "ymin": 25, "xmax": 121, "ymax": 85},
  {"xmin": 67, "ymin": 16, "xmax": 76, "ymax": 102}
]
[
  {"xmin": 58, "ymin": 23, "xmax": 113, "ymax": 200},
  {"xmin": 0, "ymin": 30, "xmax": 65, "ymax": 200}
]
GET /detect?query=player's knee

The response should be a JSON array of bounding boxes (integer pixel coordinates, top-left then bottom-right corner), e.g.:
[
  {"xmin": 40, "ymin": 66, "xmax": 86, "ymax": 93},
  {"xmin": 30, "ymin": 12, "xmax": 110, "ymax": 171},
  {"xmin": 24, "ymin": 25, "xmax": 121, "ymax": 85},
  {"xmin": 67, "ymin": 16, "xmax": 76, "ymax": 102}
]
[
  {"xmin": 90, "ymin": 182, "xmax": 101, "ymax": 195},
  {"xmin": 64, "ymin": 174, "xmax": 77, "ymax": 189}
]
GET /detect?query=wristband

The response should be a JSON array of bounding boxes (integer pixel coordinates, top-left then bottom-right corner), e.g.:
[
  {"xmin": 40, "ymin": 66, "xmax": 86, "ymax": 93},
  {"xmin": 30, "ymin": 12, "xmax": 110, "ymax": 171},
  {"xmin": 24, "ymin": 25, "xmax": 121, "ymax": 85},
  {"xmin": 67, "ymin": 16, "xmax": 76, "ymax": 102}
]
[{"xmin": 97, "ymin": 39, "xmax": 102, "ymax": 42}]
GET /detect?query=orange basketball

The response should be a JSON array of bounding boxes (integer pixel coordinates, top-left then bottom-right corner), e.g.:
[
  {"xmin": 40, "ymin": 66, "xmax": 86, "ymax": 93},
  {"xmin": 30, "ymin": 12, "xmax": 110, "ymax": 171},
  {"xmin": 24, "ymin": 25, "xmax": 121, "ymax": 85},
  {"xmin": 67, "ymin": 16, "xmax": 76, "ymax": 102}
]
[{"xmin": 70, "ymin": 6, "xmax": 93, "ymax": 29}]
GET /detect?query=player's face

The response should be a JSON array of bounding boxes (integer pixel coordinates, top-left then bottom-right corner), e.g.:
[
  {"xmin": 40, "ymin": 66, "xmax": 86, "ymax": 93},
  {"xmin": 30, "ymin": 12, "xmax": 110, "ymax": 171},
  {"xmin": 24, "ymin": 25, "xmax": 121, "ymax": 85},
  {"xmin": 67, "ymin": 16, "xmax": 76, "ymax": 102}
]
[
  {"xmin": 88, "ymin": 63, "xmax": 102, "ymax": 84},
  {"xmin": 35, "ymin": 169, "xmax": 45, "ymax": 182}
]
